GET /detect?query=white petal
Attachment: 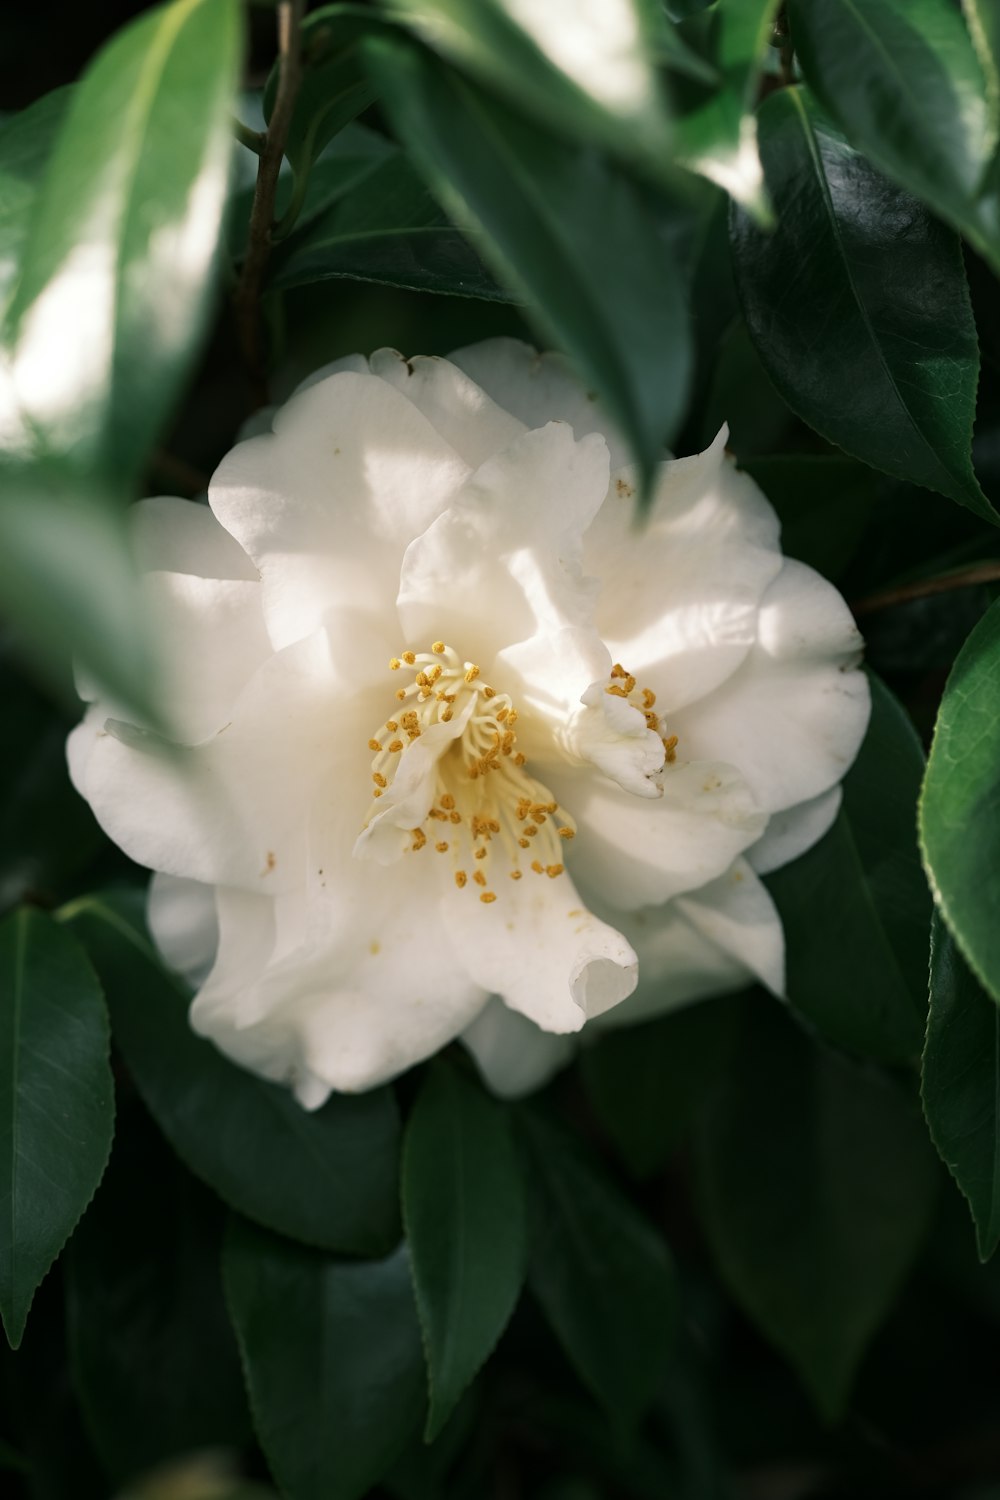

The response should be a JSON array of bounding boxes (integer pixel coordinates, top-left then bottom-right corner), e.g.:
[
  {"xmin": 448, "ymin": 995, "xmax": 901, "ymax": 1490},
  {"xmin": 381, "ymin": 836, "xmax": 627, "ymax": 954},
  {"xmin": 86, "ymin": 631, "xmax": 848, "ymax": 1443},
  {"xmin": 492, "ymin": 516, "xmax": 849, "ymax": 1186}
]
[
  {"xmin": 748, "ymin": 787, "xmax": 842, "ymax": 875},
  {"xmin": 441, "ymin": 869, "xmax": 637, "ymax": 1034},
  {"xmin": 449, "ymin": 336, "xmax": 630, "ymax": 465},
  {"xmin": 369, "ymin": 348, "xmax": 526, "ymax": 465},
  {"xmin": 584, "ymin": 431, "xmax": 784, "ymax": 711},
  {"xmin": 671, "ymin": 559, "xmax": 871, "ymax": 814},
  {"xmin": 461, "ymin": 996, "xmax": 575, "ymax": 1098},
  {"xmin": 131, "ymin": 495, "xmax": 258, "ymax": 580},
  {"xmin": 567, "ymin": 677, "xmax": 664, "ymax": 798},
  {"xmin": 553, "ymin": 758, "xmax": 767, "ymax": 910},
  {"xmin": 190, "ymin": 868, "xmax": 487, "ymax": 1102},
  {"xmin": 595, "ymin": 858, "xmax": 784, "ymax": 1027},
  {"xmin": 147, "ymin": 872, "xmax": 218, "ymax": 987},
  {"xmin": 209, "ymin": 370, "xmax": 470, "ymax": 651}
]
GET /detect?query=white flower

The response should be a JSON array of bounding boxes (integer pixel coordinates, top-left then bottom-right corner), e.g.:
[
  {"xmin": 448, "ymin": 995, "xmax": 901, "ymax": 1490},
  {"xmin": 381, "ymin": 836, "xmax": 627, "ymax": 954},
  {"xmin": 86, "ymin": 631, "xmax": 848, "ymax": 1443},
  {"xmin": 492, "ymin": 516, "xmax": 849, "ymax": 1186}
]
[{"xmin": 68, "ymin": 339, "xmax": 870, "ymax": 1105}]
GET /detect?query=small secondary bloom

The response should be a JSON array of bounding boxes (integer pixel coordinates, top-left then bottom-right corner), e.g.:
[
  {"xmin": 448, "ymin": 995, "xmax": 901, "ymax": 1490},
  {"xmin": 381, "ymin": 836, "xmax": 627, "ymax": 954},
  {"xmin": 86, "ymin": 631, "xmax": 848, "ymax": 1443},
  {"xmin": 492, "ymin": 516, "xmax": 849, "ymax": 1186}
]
[{"xmin": 69, "ymin": 340, "xmax": 870, "ymax": 1104}]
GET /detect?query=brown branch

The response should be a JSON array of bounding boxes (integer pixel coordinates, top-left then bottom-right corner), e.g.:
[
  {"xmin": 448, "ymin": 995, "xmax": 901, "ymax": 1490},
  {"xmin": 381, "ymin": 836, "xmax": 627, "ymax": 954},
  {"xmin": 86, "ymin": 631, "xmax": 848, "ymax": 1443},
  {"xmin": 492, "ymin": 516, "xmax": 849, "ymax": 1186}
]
[
  {"xmin": 233, "ymin": 0, "xmax": 305, "ymax": 407},
  {"xmin": 852, "ymin": 561, "xmax": 1000, "ymax": 617}
]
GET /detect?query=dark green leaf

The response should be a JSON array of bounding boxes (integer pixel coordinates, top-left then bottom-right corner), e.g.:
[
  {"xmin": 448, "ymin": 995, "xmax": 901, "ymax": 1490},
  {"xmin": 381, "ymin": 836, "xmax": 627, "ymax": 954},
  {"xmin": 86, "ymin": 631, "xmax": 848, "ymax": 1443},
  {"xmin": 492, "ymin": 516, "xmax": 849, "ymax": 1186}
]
[
  {"xmin": 65, "ymin": 1099, "xmax": 249, "ymax": 1481},
  {"xmin": 0, "ymin": 908, "xmax": 113, "ymax": 1348},
  {"xmin": 789, "ymin": 0, "xmax": 1000, "ymax": 272},
  {"xmin": 224, "ymin": 1219, "xmax": 425, "ymax": 1500},
  {"xmin": 766, "ymin": 674, "xmax": 930, "ymax": 1064},
  {"xmin": 269, "ymin": 153, "xmax": 510, "ymax": 300},
  {"xmin": 0, "ymin": 89, "xmax": 71, "ymax": 311},
  {"xmin": 367, "ymin": 36, "xmax": 692, "ymax": 490},
  {"xmin": 62, "ymin": 892, "xmax": 402, "ymax": 1256},
  {"xmin": 696, "ymin": 996, "xmax": 939, "ymax": 1420},
  {"xmin": 518, "ymin": 1108, "xmax": 676, "ymax": 1428},
  {"xmin": 740, "ymin": 455, "xmax": 882, "ymax": 581},
  {"xmin": 265, "ymin": 5, "xmax": 384, "ymax": 178},
  {"xmin": 923, "ymin": 912, "xmax": 1000, "ymax": 1261},
  {"xmin": 403, "ymin": 1061, "xmax": 526, "ymax": 1439},
  {"xmin": 3, "ymin": 0, "xmax": 243, "ymax": 485},
  {"xmin": 732, "ymin": 87, "xmax": 991, "ymax": 519},
  {"xmin": 580, "ymin": 994, "xmax": 739, "ymax": 1178},
  {"xmin": 921, "ymin": 597, "xmax": 1000, "ymax": 1004}
]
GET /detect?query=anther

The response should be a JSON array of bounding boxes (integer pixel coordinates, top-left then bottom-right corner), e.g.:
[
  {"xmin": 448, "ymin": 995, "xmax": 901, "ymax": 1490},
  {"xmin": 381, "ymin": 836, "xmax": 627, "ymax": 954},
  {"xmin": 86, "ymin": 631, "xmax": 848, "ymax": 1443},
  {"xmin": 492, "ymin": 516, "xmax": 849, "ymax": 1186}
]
[
  {"xmin": 464, "ymin": 664, "xmax": 480, "ymax": 682},
  {"xmin": 546, "ymin": 864, "xmax": 564, "ymax": 878},
  {"xmin": 440, "ymin": 794, "xmax": 455, "ymax": 810},
  {"xmin": 389, "ymin": 658, "xmax": 401, "ymax": 670},
  {"xmin": 373, "ymin": 772, "xmax": 387, "ymax": 788},
  {"xmin": 432, "ymin": 642, "xmax": 445, "ymax": 654},
  {"xmin": 531, "ymin": 860, "xmax": 544, "ymax": 874},
  {"xmin": 368, "ymin": 738, "xmax": 382, "ymax": 752},
  {"xmin": 479, "ymin": 892, "xmax": 497, "ymax": 904},
  {"xmin": 473, "ymin": 870, "xmax": 487, "ymax": 887},
  {"xmin": 402, "ymin": 651, "xmax": 416, "ymax": 664},
  {"xmin": 558, "ymin": 828, "xmax": 575, "ymax": 840},
  {"xmin": 389, "ymin": 740, "xmax": 403, "ymax": 753},
  {"xmin": 510, "ymin": 870, "xmax": 523, "ymax": 880},
  {"xmin": 455, "ymin": 871, "xmax": 467, "ymax": 888},
  {"xmin": 435, "ymin": 841, "xmax": 449, "ymax": 853}
]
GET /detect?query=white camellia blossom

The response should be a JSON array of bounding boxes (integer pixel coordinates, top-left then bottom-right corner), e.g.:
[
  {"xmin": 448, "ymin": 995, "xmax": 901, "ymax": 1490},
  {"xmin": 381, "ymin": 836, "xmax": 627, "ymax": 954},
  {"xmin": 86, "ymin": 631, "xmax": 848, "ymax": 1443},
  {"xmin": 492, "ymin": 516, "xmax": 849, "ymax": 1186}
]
[{"xmin": 68, "ymin": 339, "xmax": 870, "ymax": 1105}]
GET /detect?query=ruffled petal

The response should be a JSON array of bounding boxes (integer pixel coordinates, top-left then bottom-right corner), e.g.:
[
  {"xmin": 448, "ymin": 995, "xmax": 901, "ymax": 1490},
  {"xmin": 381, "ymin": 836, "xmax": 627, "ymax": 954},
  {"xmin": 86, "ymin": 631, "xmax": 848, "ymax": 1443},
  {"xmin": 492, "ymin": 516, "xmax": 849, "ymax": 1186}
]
[
  {"xmin": 131, "ymin": 495, "xmax": 258, "ymax": 580},
  {"xmin": 147, "ymin": 872, "xmax": 219, "ymax": 988},
  {"xmin": 594, "ymin": 857, "xmax": 784, "ymax": 1026},
  {"xmin": 671, "ymin": 559, "xmax": 870, "ymax": 814},
  {"xmin": 584, "ymin": 430, "xmax": 784, "ymax": 711},
  {"xmin": 440, "ymin": 868, "xmax": 637, "ymax": 1033},
  {"xmin": 449, "ymin": 336, "xmax": 630, "ymax": 466},
  {"xmin": 461, "ymin": 996, "xmax": 575, "ymax": 1098},
  {"xmin": 369, "ymin": 348, "xmax": 526, "ymax": 465},
  {"xmin": 209, "ymin": 370, "xmax": 470, "ymax": 651},
  {"xmin": 747, "ymin": 787, "xmax": 842, "ymax": 875}
]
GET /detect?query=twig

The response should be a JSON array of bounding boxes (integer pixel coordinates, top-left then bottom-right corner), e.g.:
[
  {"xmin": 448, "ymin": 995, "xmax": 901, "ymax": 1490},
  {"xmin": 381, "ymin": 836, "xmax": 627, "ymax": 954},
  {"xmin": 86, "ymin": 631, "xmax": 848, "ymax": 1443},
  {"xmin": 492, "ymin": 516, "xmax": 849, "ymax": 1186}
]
[
  {"xmin": 233, "ymin": 0, "xmax": 305, "ymax": 407},
  {"xmin": 852, "ymin": 561, "xmax": 1000, "ymax": 617},
  {"xmin": 231, "ymin": 116, "xmax": 266, "ymax": 155}
]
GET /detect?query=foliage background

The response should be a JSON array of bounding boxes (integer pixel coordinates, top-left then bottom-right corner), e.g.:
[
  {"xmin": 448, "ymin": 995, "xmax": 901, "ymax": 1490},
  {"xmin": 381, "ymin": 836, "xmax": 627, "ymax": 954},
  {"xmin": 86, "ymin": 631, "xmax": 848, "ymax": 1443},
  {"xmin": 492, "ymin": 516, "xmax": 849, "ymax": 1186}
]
[{"xmin": 3, "ymin": 1, "xmax": 1000, "ymax": 1497}]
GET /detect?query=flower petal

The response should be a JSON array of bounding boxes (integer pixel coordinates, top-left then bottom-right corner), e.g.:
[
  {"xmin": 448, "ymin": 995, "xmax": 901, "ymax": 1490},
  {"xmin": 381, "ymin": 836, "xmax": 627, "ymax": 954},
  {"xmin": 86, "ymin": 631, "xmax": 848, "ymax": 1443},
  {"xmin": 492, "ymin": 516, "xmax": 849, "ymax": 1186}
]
[
  {"xmin": 747, "ymin": 787, "xmax": 842, "ymax": 875},
  {"xmin": 584, "ymin": 430, "xmax": 784, "ymax": 711},
  {"xmin": 147, "ymin": 871, "xmax": 219, "ymax": 987},
  {"xmin": 461, "ymin": 996, "xmax": 575, "ymax": 1098},
  {"xmin": 670, "ymin": 559, "xmax": 870, "ymax": 814},
  {"xmin": 131, "ymin": 495, "xmax": 258, "ymax": 580},
  {"xmin": 369, "ymin": 348, "xmax": 526, "ymax": 465}
]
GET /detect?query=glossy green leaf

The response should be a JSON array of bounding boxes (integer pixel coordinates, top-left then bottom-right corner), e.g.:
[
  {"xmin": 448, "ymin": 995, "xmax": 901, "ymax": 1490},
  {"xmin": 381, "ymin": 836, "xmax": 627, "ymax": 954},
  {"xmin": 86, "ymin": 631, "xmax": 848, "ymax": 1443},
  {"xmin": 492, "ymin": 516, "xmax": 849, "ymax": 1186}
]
[
  {"xmin": 0, "ymin": 89, "xmax": 71, "ymax": 312},
  {"xmin": 269, "ymin": 153, "xmax": 509, "ymax": 301},
  {"xmin": 224, "ymin": 1219, "xmax": 425, "ymax": 1500},
  {"xmin": 65, "ymin": 1100, "xmax": 249, "ymax": 1481},
  {"xmin": 923, "ymin": 913, "xmax": 1000, "ymax": 1262},
  {"xmin": 766, "ymin": 674, "xmax": 931, "ymax": 1063},
  {"xmin": 789, "ymin": 0, "xmax": 1000, "ymax": 272},
  {"xmin": 367, "ymin": 35, "xmax": 692, "ymax": 489},
  {"xmin": 62, "ymin": 893, "xmax": 402, "ymax": 1256},
  {"xmin": 518, "ymin": 1108, "xmax": 676, "ymax": 1428},
  {"xmin": 696, "ymin": 996, "xmax": 939, "ymax": 1420},
  {"xmin": 921, "ymin": 598, "xmax": 1000, "ymax": 1004},
  {"xmin": 732, "ymin": 87, "xmax": 991, "ymax": 520},
  {"xmin": 403, "ymin": 1062, "xmax": 526, "ymax": 1439},
  {"xmin": 580, "ymin": 994, "xmax": 739, "ymax": 1178},
  {"xmin": 674, "ymin": 0, "xmax": 780, "ymax": 214},
  {"xmin": 0, "ymin": 908, "xmax": 113, "ymax": 1348},
  {"xmin": 383, "ymin": 0, "xmax": 685, "ymax": 171}
]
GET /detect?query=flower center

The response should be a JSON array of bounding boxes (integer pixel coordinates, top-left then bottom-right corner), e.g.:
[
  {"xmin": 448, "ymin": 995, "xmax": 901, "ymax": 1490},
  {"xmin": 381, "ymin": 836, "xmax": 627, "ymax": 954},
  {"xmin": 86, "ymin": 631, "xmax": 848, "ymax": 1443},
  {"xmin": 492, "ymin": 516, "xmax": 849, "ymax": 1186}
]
[{"xmin": 361, "ymin": 642, "xmax": 576, "ymax": 904}]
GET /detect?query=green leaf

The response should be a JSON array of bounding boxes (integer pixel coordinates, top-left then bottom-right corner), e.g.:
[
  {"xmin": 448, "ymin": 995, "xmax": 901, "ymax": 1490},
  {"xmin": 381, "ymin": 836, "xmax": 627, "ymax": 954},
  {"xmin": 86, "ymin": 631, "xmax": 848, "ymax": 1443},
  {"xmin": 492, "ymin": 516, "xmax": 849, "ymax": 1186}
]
[
  {"xmin": 518, "ymin": 1108, "xmax": 676, "ymax": 1428},
  {"xmin": 269, "ymin": 153, "xmax": 510, "ymax": 301},
  {"xmin": 0, "ymin": 89, "xmax": 71, "ymax": 312},
  {"xmin": 789, "ymin": 0, "xmax": 1000, "ymax": 272},
  {"xmin": 921, "ymin": 597, "xmax": 1000, "ymax": 1004},
  {"xmin": 732, "ymin": 87, "xmax": 991, "ymax": 520},
  {"xmin": 62, "ymin": 892, "xmax": 402, "ymax": 1256},
  {"xmin": 0, "ymin": 908, "xmax": 114, "ymax": 1348},
  {"xmin": 580, "ymin": 994, "xmax": 739, "ymax": 1178},
  {"xmin": 674, "ymin": 0, "xmax": 781, "ymax": 215},
  {"xmin": 402, "ymin": 1061, "xmax": 526, "ymax": 1439},
  {"xmin": 383, "ymin": 0, "xmax": 683, "ymax": 171},
  {"xmin": 2, "ymin": 0, "xmax": 242, "ymax": 486},
  {"xmin": 366, "ymin": 35, "xmax": 692, "ymax": 490},
  {"xmin": 923, "ymin": 913, "xmax": 1000, "ymax": 1262},
  {"xmin": 224, "ymin": 1219, "xmax": 425, "ymax": 1500},
  {"xmin": 695, "ymin": 996, "xmax": 939, "ymax": 1421},
  {"xmin": 740, "ymin": 454, "xmax": 881, "ymax": 581},
  {"xmin": 766, "ymin": 674, "xmax": 930, "ymax": 1063},
  {"xmin": 65, "ymin": 1100, "xmax": 249, "ymax": 1482}
]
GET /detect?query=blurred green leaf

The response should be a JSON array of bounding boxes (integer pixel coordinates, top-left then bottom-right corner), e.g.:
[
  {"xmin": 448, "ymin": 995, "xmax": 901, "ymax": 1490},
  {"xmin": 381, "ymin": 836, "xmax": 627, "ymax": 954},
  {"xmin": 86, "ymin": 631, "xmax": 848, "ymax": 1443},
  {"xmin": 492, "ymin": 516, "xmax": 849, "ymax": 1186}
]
[
  {"xmin": 766, "ymin": 674, "xmax": 931, "ymax": 1064},
  {"xmin": 923, "ymin": 913, "xmax": 1000, "ymax": 1262},
  {"xmin": 224, "ymin": 1220, "xmax": 424, "ymax": 1500},
  {"xmin": 63, "ymin": 892, "xmax": 402, "ymax": 1256},
  {"xmin": 403, "ymin": 1061, "xmax": 526, "ymax": 1440},
  {"xmin": 0, "ymin": 908, "xmax": 113, "ymax": 1349},
  {"xmin": 382, "ymin": 0, "xmax": 686, "ymax": 171},
  {"xmin": 921, "ymin": 598, "xmax": 1000, "ymax": 1004},
  {"xmin": 367, "ymin": 35, "xmax": 692, "ymax": 490},
  {"xmin": 741, "ymin": 455, "xmax": 882, "ymax": 581},
  {"xmin": 269, "ymin": 153, "xmax": 510, "ymax": 300},
  {"xmin": 789, "ymin": 0, "xmax": 1000, "ymax": 272},
  {"xmin": 580, "ymin": 994, "xmax": 739, "ymax": 1178},
  {"xmin": 518, "ymin": 1108, "xmax": 676, "ymax": 1429},
  {"xmin": 696, "ymin": 996, "xmax": 939, "ymax": 1421},
  {"xmin": 732, "ymin": 88, "xmax": 992, "ymax": 520},
  {"xmin": 65, "ymin": 1100, "xmax": 249, "ymax": 1482},
  {"xmin": 0, "ymin": 89, "xmax": 71, "ymax": 312}
]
